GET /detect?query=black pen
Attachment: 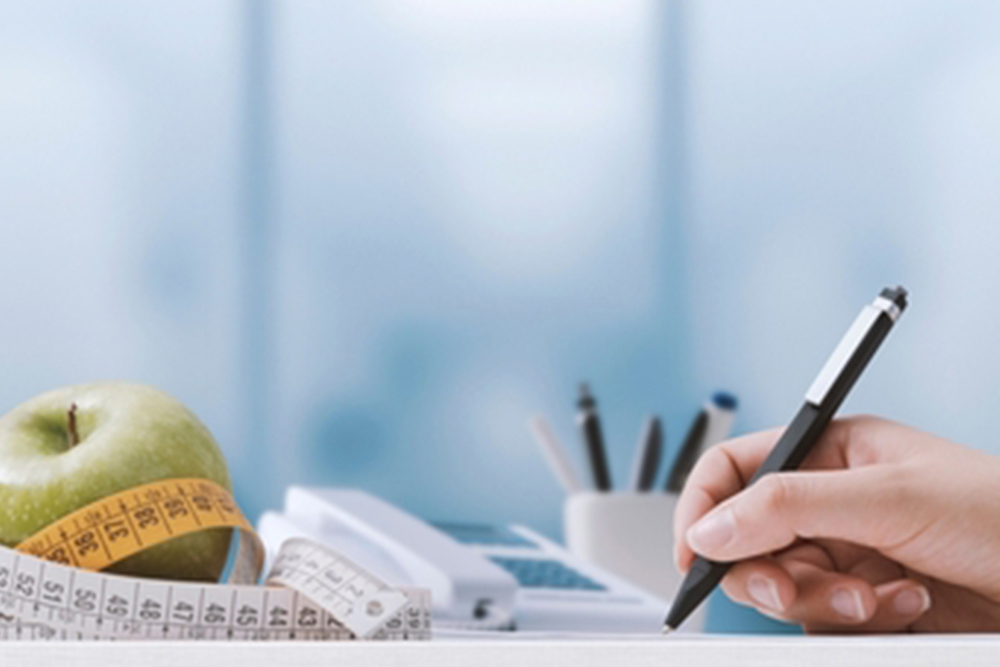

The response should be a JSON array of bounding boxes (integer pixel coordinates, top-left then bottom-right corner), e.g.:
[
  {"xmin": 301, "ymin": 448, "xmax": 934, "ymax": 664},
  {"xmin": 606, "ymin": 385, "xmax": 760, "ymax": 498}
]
[
  {"xmin": 665, "ymin": 411, "xmax": 707, "ymax": 493},
  {"xmin": 577, "ymin": 384, "xmax": 612, "ymax": 491},
  {"xmin": 628, "ymin": 417, "xmax": 664, "ymax": 492},
  {"xmin": 664, "ymin": 286, "xmax": 908, "ymax": 632},
  {"xmin": 665, "ymin": 392, "xmax": 738, "ymax": 493}
]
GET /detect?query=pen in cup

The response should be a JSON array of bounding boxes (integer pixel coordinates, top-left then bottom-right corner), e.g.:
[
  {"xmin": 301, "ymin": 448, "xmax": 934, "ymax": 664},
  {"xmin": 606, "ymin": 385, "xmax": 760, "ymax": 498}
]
[
  {"xmin": 628, "ymin": 416, "xmax": 664, "ymax": 492},
  {"xmin": 529, "ymin": 415, "xmax": 584, "ymax": 494},
  {"xmin": 577, "ymin": 383, "xmax": 612, "ymax": 491}
]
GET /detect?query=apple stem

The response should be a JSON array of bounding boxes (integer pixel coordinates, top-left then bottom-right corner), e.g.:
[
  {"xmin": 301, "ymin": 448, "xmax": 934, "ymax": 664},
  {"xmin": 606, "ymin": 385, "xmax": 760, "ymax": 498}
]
[{"xmin": 68, "ymin": 403, "xmax": 80, "ymax": 448}]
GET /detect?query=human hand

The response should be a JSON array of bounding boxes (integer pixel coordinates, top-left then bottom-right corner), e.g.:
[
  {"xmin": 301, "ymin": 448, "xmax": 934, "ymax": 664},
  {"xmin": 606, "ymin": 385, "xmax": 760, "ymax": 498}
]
[{"xmin": 674, "ymin": 416, "xmax": 1000, "ymax": 633}]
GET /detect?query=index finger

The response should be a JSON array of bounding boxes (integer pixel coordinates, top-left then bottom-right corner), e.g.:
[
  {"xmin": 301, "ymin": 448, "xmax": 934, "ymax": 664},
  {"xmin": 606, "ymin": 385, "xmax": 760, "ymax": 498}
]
[{"xmin": 673, "ymin": 427, "xmax": 781, "ymax": 572}]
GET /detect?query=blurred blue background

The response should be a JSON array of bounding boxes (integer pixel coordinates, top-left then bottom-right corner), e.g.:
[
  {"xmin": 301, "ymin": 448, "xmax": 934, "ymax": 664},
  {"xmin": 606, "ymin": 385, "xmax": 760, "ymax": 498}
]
[{"xmin": 2, "ymin": 0, "xmax": 1000, "ymax": 632}]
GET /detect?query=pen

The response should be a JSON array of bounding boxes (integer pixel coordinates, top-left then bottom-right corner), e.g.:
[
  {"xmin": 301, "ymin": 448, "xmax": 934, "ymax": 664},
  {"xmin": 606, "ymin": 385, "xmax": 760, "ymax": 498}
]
[
  {"xmin": 663, "ymin": 286, "xmax": 908, "ymax": 632},
  {"xmin": 628, "ymin": 417, "xmax": 664, "ymax": 492},
  {"xmin": 699, "ymin": 391, "xmax": 738, "ymax": 456},
  {"xmin": 665, "ymin": 411, "xmax": 707, "ymax": 494},
  {"xmin": 577, "ymin": 384, "xmax": 612, "ymax": 491},
  {"xmin": 665, "ymin": 392, "xmax": 738, "ymax": 493},
  {"xmin": 529, "ymin": 415, "xmax": 585, "ymax": 494}
]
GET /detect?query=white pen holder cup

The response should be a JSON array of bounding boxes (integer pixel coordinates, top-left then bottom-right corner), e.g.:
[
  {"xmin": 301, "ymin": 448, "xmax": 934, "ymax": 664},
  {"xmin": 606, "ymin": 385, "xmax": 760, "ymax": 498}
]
[{"xmin": 564, "ymin": 492, "xmax": 707, "ymax": 633}]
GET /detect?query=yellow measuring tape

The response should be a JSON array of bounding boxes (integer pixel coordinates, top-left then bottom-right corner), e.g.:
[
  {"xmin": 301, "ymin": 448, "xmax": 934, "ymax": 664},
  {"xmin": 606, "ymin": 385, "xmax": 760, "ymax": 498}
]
[{"xmin": 14, "ymin": 478, "xmax": 253, "ymax": 572}]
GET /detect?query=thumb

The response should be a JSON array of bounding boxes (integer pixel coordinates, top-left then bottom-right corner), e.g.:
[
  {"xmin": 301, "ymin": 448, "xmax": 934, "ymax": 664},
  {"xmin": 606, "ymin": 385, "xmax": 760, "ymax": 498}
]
[{"xmin": 685, "ymin": 467, "xmax": 916, "ymax": 562}]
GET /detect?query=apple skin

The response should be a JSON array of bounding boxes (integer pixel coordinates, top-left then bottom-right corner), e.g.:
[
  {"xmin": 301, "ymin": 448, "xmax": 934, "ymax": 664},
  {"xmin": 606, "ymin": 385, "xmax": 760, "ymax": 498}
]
[{"xmin": 0, "ymin": 382, "xmax": 233, "ymax": 581}]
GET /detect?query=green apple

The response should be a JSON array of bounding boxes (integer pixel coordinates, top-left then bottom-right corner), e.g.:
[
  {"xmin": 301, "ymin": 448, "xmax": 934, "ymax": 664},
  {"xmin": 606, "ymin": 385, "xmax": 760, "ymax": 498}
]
[{"xmin": 0, "ymin": 382, "xmax": 233, "ymax": 581}]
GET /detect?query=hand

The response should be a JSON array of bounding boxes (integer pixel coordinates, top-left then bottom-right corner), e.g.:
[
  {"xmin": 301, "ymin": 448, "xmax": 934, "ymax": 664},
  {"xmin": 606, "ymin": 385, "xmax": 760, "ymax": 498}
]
[{"xmin": 674, "ymin": 416, "xmax": 1000, "ymax": 633}]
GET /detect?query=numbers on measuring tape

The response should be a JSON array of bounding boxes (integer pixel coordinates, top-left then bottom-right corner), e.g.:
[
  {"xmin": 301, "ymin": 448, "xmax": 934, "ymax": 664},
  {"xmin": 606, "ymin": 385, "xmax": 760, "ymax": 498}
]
[
  {"xmin": 15, "ymin": 573, "xmax": 35, "ymax": 598},
  {"xmin": 41, "ymin": 580, "xmax": 65, "ymax": 605},
  {"xmin": 172, "ymin": 601, "xmax": 195, "ymax": 624},
  {"xmin": 105, "ymin": 595, "xmax": 129, "ymax": 618},
  {"xmin": 236, "ymin": 604, "xmax": 258, "ymax": 627},
  {"xmin": 74, "ymin": 532, "xmax": 99, "ymax": 558},
  {"xmin": 15, "ymin": 479, "xmax": 257, "ymax": 575},
  {"xmin": 203, "ymin": 603, "xmax": 228, "ymax": 625},
  {"xmin": 103, "ymin": 520, "xmax": 130, "ymax": 543},
  {"xmin": 133, "ymin": 507, "xmax": 159, "ymax": 529},
  {"xmin": 267, "ymin": 604, "xmax": 289, "ymax": 627},
  {"xmin": 295, "ymin": 603, "xmax": 319, "ymax": 628},
  {"xmin": 191, "ymin": 494, "xmax": 213, "ymax": 514},
  {"xmin": 0, "ymin": 479, "xmax": 431, "ymax": 642},
  {"xmin": 139, "ymin": 598, "xmax": 163, "ymax": 621},
  {"xmin": 163, "ymin": 498, "xmax": 187, "ymax": 519},
  {"xmin": 266, "ymin": 539, "xmax": 411, "ymax": 639},
  {"xmin": 73, "ymin": 588, "xmax": 97, "ymax": 612}
]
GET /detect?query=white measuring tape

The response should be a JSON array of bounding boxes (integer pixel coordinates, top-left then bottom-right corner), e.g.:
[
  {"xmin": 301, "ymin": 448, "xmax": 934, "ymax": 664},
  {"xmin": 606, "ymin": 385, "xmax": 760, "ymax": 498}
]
[
  {"xmin": 0, "ymin": 537, "xmax": 431, "ymax": 641},
  {"xmin": 0, "ymin": 480, "xmax": 431, "ymax": 641}
]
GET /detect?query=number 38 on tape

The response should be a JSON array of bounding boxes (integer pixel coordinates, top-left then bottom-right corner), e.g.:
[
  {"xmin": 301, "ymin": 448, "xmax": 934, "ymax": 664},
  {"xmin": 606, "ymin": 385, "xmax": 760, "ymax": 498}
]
[{"xmin": 0, "ymin": 478, "xmax": 431, "ymax": 641}]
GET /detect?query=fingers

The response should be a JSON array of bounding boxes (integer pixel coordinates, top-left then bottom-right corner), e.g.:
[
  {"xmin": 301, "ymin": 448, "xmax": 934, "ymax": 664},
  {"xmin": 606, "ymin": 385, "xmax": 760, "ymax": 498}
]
[
  {"xmin": 674, "ymin": 427, "xmax": 785, "ymax": 572},
  {"xmin": 805, "ymin": 579, "xmax": 932, "ymax": 634},
  {"xmin": 722, "ymin": 556, "xmax": 876, "ymax": 626},
  {"xmin": 685, "ymin": 467, "xmax": 926, "ymax": 563},
  {"xmin": 720, "ymin": 558, "xmax": 797, "ymax": 615},
  {"xmin": 720, "ymin": 555, "xmax": 931, "ymax": 633},
  {"xmin": 673, "ymin": 418, "xmax": 870, "ymax": 572}
]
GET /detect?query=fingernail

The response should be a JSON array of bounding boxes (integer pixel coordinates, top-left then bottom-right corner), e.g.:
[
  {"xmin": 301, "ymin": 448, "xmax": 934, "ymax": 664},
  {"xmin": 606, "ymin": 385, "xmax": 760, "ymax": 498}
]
[
  {"xmin": 830, "ymin": 588, "xmax": 867, "ymax": 621},
  {"xmin": 688, "ymin": 508, "xmax": 735, "ymax": 553},
  {"xmin": 893, "ymin": 586, "xmax": 931, "ymax": 616},
  {"xmin": 747, "ymin": 575, "xmax": 784, "ymax": 612}
]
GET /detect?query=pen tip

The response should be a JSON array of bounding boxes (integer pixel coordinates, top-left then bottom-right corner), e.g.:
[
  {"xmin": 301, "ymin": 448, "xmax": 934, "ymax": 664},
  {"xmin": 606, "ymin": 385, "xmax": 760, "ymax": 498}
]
[{"xmin": 661, "ymin": 625, "xmax": 674, "ymax": 636}]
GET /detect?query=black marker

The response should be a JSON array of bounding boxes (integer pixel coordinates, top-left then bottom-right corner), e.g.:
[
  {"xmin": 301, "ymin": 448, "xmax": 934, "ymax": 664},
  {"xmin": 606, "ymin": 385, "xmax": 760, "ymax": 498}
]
[
  {"xmin": 663, "ymin": 286, "xmax": 908, "ymax": 632},
  {"xmin": 577, "ymin": 384, "xmax": 612, "ymax": 491}
]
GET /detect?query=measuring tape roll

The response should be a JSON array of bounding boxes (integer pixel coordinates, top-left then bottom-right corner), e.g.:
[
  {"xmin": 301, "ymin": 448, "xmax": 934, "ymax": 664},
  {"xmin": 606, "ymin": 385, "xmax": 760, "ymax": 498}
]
[{"xmin": 0, "ymin": 478, "xmax": 431, "ymax": 641}]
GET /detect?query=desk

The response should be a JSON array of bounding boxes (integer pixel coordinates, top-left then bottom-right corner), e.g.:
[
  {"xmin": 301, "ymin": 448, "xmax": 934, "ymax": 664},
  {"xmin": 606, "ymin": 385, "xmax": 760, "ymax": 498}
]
[{"xmin": 1, "ymin": 636, "xmax": 998, "ymax": 667}]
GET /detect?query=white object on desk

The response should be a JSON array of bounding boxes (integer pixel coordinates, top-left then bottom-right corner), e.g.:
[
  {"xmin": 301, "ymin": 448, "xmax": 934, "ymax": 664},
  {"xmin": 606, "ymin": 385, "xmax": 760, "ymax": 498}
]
[
  {"xmin": 564, "ymin": 492, "xmax": 706, "ymax": 631},
  {"xmin": 257, "ymin": 487, "xmax": 667, "ymax": 633},
  {"xmin": 3, "ymin": 635, "xmax": 1000, "ymax": 667}
]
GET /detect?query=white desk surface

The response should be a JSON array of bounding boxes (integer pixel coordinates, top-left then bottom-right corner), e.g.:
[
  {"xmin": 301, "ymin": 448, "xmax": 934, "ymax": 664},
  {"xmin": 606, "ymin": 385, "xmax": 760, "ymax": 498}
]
[{"xmin": 2, "ymin": 635, "xmax": 999, "ymax": 667}]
